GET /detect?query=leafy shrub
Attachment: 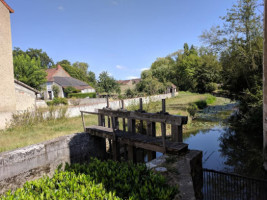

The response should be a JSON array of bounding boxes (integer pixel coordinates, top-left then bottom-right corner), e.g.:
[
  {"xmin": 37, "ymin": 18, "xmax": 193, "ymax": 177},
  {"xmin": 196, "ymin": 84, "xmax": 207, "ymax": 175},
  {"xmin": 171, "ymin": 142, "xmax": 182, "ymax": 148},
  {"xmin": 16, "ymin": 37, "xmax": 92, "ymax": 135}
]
[
  {"xmin": 125, "ymin": 88, "xmax": 135, "ymax": 98},
  {"xmin": 52, "ymin": 85, "xmax": 60, "ymax": 98},
  {"xmin": 206, "ymin": 95, "xmax": 216, "ymax": 105},
  {"xmin": 2, "ymin": 158, "xmax": 178, "ymax": 200},
  {"xmin": 46, "ymin": 97, "xmax": 68, "ymax": 106},
  {"xmin": 64, "ymin": 86, "xmax": 79, "ymax": 96},
  {"xmin": 195, "ymin": 100, "xmax": 207, "ymax": 109},
  {"xmin": 205, "ymin": 82, "xmax": 218, "ymax": 93},
  {"xmin": 68, "ymin": 92, "xmax": 96, "ymax": 98},
  {"xmin": 187, "ymin": 103, "xmax": 198, "ymax": 118}
]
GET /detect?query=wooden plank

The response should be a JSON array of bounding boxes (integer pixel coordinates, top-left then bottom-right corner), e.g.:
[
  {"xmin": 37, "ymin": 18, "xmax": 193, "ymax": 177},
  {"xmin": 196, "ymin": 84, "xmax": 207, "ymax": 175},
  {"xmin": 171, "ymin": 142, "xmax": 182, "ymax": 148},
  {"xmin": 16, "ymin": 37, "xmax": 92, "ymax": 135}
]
[
  {"xmin": 146, "ymin": 121, "xmax": 156, "ymax": 161},
  {"xmin": 161, "ymin": 122, "xmax": 167, "ymax": 153},
  {"xmin": 112, "ymin": 136, "xmax": 120, "ymax": 161},
  {"xmin": 85, "ymin": 126, "xmax": 188, "ymax": 154},
  {"xmin": 81, "ymin": 112, "xmax": 85, "ymax": 131},
  {"xmin": 98, "ymin": 115, "xmax": 105, "ymax": 126},
  {"xmin": 98, "ymin": 109, "xmax": 187, "ymax": 125},
  {"xmin": 127, "ymin": 118, "xmax": 136, "ymax": 161},
  {"xmin": 171, "ymin": 125, "xmax": 183, "ymax": 142}
]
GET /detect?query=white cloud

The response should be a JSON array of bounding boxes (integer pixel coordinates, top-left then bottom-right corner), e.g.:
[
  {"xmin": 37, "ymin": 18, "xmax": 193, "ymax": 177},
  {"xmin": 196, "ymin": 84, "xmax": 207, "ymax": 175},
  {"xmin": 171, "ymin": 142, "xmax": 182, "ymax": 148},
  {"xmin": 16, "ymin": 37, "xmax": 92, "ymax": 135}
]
[
  {"xmin": 111, "ymin": 0, "xmax": 118, "ymax": 5},
  {"xmin": 116, "ymin": 65, "xmax": 125, "ymax": 69},
  {"xmin": 140, "ymin": 68, "xmax": 149, "ymax": 71},
  {"xmin": 58, "ymin": 6, "xmax": 64, "ymax": 10},
  {"xmin": 126, "ymin": 76, "xmax": 139, "ymax": 80}
]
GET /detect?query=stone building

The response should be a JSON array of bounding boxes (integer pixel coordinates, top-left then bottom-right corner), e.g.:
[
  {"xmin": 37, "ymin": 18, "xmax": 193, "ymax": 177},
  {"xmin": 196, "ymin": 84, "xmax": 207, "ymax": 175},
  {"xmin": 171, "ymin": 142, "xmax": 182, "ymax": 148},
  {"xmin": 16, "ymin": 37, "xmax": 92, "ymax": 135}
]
[
  {"xmin": 0, "ymin": 0, "xmax": 15, "ymax": 112},
  {"xmin": 45, "ymin": 65, "xmax": 95, "ymax": 99}
]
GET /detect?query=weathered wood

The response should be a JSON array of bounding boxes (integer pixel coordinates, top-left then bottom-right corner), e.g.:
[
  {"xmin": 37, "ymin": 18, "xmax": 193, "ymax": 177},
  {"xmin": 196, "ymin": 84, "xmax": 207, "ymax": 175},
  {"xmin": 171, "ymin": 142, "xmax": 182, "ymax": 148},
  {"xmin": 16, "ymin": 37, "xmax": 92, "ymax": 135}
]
[
  {"xmin": 112, "ymin": 136, "xmax": 120, "ymax": 161},
  {"xmin": 98, "ymin": 115, "xmax": 105, "ymax": 126},
  {"xmin": 85, "ymin": 125, "xmax": 188, "ymax": 154},
  {"xmin": 161, "ymin": 122, "xmax": 167, "ymax": 153},
  {"xmin": 127, "ymin": 118, "xmax": 136, "ymax": 161},
  {"xmin": 81, "ymin": 112, "xmax": 85, "ymax": 131},
  {"xmin": 162, "ymin": 99, "xmax": 166, "ymax": 113},
  {"xmin": 106, "ymin": 96, "xmax": 109, "ymax": 108},
  {"xmin": 146, "ymin": 121, "xmax": 156, "ymax": 161},
  {"xmin": 171, "ymin": 125, "xmax": 183, "ymax": 142},
  {"xmin": 97, "ymin": 109, "xmax": 187, "ymax": 125}
]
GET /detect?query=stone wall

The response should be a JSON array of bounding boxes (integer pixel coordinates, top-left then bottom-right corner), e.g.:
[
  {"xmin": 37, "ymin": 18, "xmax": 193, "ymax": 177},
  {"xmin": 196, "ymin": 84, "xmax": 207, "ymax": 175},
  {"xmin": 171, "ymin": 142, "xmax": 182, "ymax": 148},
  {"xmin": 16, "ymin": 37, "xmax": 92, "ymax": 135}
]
[
  {"xmin": 15, "ymin": 82, "xmax": 36, "ymax": 112},
  {"xmin": 0, "ymin": 133, "xmax": 106, "ymax": 194},
  {"xmin": 68, "ymin": 98, "xmax": 107, "ymax": 106},
  {"xmin": 0, "ymin": 2, "xmax": 16, "ymax": 112},
  {"xmin": 66, "ymin": 93, "xmax": 175, "ymax": 117},
  {"xmin": 0, "ymin": 112, "xmax": 13, "ymax": 130}
]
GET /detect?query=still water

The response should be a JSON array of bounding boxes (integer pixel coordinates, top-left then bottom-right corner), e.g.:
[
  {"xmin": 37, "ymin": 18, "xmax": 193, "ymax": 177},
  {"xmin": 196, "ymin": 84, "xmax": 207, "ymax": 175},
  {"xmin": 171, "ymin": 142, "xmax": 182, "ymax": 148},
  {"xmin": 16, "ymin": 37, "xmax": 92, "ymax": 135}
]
[{"xmin": 183, "ymin": 105, "xmax": 265, "ymax": 179}]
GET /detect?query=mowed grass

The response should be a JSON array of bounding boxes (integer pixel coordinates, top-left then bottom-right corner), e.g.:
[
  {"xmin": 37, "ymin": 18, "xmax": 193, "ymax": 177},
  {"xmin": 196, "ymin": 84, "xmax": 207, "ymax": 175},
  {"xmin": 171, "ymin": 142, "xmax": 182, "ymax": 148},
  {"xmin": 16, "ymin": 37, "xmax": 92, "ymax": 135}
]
[{"xmin": 0, "ymin": 92, "xmax": 231, "ymax": 153}]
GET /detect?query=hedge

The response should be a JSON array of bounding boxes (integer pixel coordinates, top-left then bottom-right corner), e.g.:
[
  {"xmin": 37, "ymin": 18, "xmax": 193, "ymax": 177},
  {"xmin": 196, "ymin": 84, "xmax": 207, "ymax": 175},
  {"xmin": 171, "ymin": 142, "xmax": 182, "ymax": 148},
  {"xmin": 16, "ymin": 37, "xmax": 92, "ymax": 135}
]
[
  {"xmin": 1, "ymin": 158, "xmax": 178, "ymax": 200},
  {"xmin": 68, "ymin": 92, "xmax": 96, "ymax": 98}
]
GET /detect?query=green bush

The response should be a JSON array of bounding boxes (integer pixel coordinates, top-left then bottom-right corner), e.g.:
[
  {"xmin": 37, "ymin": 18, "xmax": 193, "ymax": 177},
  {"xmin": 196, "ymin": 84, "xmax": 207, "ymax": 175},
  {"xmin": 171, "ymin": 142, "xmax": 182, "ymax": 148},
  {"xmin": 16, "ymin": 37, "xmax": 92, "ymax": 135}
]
[
  {"xmin": 47, "ymin": 97, "xmax": 68, "ymax": 106},
  {"xmin": 2, "ymin": 158, "xmax": 178, "ymax": 200},
  {"xmin": 206, "ymin": 95, "xmax": 216, "ymax": 105},
  {"xmin": 195, "ymin": 100, "xmax": 207, "ymax": 109},
  {"xmin": 68, "ymin": 92, "xmax": 96, "ymax": 98},
  {"xmin": 205, "ymin": 82, "xmax": 218, "ymax": 93},
  {"xmin": 187, "ymin": 103, "xmax": 198, "ymax": 118}
]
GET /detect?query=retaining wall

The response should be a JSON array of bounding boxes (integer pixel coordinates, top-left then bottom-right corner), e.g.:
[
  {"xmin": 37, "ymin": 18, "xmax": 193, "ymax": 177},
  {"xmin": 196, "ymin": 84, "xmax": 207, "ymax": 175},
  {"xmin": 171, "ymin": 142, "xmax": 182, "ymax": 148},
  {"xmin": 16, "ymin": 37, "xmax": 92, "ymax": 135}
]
[
  {"xmin": 66, "ymin": 93, "xmax": 175, "ymax": 117},
  {"xmin": 0, "ymin": 133, "xmax": 106, "ymax": 194}
]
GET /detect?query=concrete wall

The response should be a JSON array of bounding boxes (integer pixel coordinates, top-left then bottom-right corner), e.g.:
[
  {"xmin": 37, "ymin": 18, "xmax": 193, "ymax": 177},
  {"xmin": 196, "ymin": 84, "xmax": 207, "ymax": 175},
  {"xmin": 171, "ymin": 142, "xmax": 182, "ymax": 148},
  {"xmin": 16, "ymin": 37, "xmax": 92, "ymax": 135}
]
[
  {"xmin": 0, "ymin": 2, "xmax": 16, "ymax": 112},
  {"xmin": 0, "ymin": 132, "xmax": 106, "ymax": 194},
  {"xmin": 66, "ymin": 93, "xmax": 174, "ymax": 117},
  {"xmin": 68, "ymin": 98, "xmax": 106, "ymax": 106},
  {"xmin": 15, "ymin": 82, "xmax": 36, "ymax": 112},
  {"xmin": 0, "ymin": 112, "xmax": 13, "ymax": 130}
]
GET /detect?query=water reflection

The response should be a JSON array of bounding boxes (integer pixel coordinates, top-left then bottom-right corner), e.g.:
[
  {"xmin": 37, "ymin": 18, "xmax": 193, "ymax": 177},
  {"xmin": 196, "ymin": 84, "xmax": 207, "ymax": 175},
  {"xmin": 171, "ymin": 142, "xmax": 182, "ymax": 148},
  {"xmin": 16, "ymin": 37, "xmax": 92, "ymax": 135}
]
[{"xmin": 184, "ymin": 123, "xmax": 265, "ymax": 179}]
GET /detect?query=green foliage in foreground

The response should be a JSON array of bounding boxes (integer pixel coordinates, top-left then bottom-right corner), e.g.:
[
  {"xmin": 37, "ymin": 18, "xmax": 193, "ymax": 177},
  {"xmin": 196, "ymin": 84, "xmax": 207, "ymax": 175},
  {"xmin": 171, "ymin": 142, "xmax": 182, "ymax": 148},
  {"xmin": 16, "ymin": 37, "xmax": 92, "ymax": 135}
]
[
  {"xmin": 68, "ymin": 92, "xmax": 96, "ymax": 98},
  {"xmin": 1, "ymin": 158, "xmax": 178, "ymax": 200}
]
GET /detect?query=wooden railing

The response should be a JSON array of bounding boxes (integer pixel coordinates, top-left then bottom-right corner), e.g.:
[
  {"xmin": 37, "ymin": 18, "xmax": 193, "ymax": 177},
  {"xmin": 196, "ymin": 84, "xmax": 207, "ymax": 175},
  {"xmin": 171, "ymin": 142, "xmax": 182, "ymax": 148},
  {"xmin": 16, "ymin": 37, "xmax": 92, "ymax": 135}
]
[{"xmin": 81, "ymin": 98, "xmax": 188, "ymax": 162}]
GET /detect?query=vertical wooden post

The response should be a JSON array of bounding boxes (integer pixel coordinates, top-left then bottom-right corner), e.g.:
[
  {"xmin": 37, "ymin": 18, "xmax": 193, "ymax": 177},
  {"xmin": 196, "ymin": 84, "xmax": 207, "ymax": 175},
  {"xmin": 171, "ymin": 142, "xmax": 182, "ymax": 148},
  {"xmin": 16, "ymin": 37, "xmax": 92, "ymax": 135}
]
[
  {"xmin": 106, "ymin": 96, "xmax": 109, "ymax": 108},
  {"xmin": 122, "ymin": 100, "xmax": 127, "ymax": 160},
  {"xmin": 81, "ymin": 111, "xmax": 85, "ymax": 132},
  {"xmin": 98, "ymin": 114, "xmax": 105, "ymax": 126},
  {"xmin": 111, "ymin": 117, "xmax": 120, "ymax": 161},
  {"xmin": 127, "ymin": 118, "xmax": 136, "ymax": 162},
  {"xmin": 147, "ymin": 121, "xmax": 156, "ymax": 161},
  {"xmin": 161, "ymin": 99, "xmax": 167, "ymax": 153},
  {"xmin": 171, "ymin": 125, "xmax": 183, "ymax": 142},
  {"xmin": 139, "ymin": 98, "xmax": 144, "ymax": 134}
]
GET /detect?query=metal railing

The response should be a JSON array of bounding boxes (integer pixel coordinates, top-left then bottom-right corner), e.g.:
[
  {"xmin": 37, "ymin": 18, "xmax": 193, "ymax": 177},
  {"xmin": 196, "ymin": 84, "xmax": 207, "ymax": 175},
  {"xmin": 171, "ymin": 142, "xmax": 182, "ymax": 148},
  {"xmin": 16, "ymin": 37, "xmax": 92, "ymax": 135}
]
[{"xmin": 203, "ymin": 168, "xmax": 267, "ymax": 200}]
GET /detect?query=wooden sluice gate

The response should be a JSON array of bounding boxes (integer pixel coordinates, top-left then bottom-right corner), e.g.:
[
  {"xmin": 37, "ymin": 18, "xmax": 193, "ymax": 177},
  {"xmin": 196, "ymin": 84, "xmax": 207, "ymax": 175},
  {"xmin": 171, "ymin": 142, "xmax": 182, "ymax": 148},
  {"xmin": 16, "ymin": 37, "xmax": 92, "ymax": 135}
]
[{"xmin": 81, "ymin": 98, "xmax": 188, "ymax": 162}]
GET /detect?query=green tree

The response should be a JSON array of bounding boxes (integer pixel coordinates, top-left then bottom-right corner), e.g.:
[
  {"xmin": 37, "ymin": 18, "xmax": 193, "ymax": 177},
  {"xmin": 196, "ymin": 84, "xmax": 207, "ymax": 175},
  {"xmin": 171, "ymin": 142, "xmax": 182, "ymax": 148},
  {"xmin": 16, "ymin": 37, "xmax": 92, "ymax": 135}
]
[
  {"xmin": 97, "ymin": 71, "xmax": 120, "ymax": 94},
  {"xmin": 26, "ymin": 48, "xmax": 54, "ymax": 68},
  {"xmin": 73, "ymin": 62, "xmax": 89, "ymax": 75},
  {"xmin": 13, "ymin": 54, "xmax": 47, "ymax": 90},
  {"xmin": 52, "ymin": 85, "xmax": 60, "ymax": 98}
]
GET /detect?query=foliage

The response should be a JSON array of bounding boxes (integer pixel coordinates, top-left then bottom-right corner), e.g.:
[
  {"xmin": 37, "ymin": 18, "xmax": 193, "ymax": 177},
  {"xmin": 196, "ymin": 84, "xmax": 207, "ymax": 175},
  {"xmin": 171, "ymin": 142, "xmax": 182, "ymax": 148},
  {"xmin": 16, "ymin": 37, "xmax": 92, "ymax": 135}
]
[
  {"xmin": 201, "ymin": 0, "xmax": 263, "ymax": 130},
  {"xmin": 205, "ymin": 95, "xmax": 216, "ymax": 105},
  {"xmin": 125, "ymin": 88, "xmax": 135, "ymax": 98},
  {"xmin": 46, "ymin": 97, "xmax": 68, "ymax": 106},
  {"xmin": 52, "ymin": 85, "xmax": 60, "ymax": 98},
  {"xmin": 65, "ymin": 158, "xmax": 178, "ymax": 200},
  {"xmin": 13, "ymin": 47, "xmax": 54, "ymax": 68},
  {"xmin": 13, "ymin": 54, "xmax": 47, "ymax": 90},
  {"xmin": 63, "ymin": 86, "xmax": 79, "ymax": 97},
  {"xmin": 7, "ymin": 106, "xmax": 67, "ymax": 129},
  {"xmin": 2, "ymin": 158, "xmax": 178, "ymax": 200},
  {"xmin": 97, "ymin": 71, "xmax": 120, "ymax": 94},
  {"xmin": 195, "ymin": 100, "xmax": 207, "ymax": 109},
  {"xmin": 205, "ymin": 82, "xmax": 217, "ymax": 93},
  {"xmin": 187, "ymin": 103, "xmax": 198, "ymax": 118},
  {"xmin": 68, "ymin": 92, "xmax": 96, "ymax": 98}
]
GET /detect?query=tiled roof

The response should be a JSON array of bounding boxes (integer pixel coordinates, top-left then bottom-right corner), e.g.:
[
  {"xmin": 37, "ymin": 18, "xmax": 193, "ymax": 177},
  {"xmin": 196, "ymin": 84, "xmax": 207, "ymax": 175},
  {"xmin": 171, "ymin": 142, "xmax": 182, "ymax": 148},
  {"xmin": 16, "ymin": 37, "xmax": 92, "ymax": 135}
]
[
  {"xmin": 52, "ymin": 76, "xmax": 94, "ymax": 90},
  {"xmin": 117, "ymin": 78, "xmax": 141, "ymax": 85},
  {"xmin": 0, "ymin": 0, "xmax": 14, "ymax": 13},
  {"xmin": 46, "ymin": 65, "xmax": 70, "ymax": 81}
]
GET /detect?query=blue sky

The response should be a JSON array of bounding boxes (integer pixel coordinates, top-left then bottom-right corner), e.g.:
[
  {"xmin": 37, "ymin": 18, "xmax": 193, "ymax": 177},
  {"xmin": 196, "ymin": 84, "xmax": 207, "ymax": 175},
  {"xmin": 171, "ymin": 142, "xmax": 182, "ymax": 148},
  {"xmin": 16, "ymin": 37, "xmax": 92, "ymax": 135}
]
[{"xmin": 7, "ymin": 0, "xmax": 237, "ymax": 80}]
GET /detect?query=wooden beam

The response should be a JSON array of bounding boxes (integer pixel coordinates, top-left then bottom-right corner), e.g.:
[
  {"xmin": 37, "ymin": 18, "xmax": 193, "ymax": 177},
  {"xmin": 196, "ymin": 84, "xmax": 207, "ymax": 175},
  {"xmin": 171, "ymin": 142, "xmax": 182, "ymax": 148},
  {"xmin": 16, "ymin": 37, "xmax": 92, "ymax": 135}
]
[
  {"xmin": 171, "ymin": 125, "xmax": 183, "ymax": 142},
  {"xmin": 147, "ymin": 121, "xmax": 156, "ymax": 161}
]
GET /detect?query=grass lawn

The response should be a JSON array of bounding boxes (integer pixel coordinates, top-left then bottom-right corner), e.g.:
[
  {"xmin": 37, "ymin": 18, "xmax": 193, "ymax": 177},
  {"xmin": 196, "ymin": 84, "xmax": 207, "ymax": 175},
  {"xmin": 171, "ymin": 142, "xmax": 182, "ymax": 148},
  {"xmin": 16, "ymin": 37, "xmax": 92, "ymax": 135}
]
[{"xmin": 0, "ymin": 92, "xmax": 232, "ymax": 153}]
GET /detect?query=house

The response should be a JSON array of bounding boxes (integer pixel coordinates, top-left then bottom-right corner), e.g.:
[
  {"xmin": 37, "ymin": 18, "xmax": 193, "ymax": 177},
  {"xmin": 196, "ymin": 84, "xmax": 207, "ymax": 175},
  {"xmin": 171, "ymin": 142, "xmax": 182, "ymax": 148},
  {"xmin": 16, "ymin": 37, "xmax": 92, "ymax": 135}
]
[
  {"xmin": 45, "ymin": 65, "xmax": 95, "ymax": 99},
  {"xmin": 117, "ymin": 78, "xmax": 141, "ymax": 93},
  {"xmin": 166, "ymin": 84, "xmax": 177, "ymax": 94}
]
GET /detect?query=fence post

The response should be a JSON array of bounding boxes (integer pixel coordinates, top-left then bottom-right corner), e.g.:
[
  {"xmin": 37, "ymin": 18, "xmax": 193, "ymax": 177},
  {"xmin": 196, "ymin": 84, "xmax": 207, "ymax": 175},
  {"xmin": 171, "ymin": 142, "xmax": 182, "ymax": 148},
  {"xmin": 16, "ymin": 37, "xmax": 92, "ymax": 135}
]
[
  {"xmin": 127, "ymin": 118, "xmax": 136, "ymax": 162},
  {"xmin": 161, "ymin": 99, "xmax": 167, "ymax": 153}
]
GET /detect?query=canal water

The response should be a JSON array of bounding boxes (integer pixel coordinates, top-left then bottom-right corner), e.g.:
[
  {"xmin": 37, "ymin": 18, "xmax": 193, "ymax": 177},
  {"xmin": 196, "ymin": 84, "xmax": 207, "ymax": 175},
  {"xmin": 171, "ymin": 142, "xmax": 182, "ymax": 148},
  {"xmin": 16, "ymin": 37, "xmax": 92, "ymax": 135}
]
[{"xmin": 183, "ymin": 103, "xmax": 265, "ymax": 179}]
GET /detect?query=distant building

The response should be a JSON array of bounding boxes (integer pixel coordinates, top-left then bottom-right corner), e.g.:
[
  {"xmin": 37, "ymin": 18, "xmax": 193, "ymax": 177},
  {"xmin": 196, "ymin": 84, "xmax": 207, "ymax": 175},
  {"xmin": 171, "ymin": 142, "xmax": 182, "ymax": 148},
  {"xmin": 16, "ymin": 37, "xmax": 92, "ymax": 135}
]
[
  {"xmin": 166, "ymin": 84, "xmax": 177, "ymax": 94},
  {"xmin": 45, "ymin": 65, "xmax": 95, "ymax": 99},
  {"xmin": 117, "ymin": 78, "xmax": 141, "ymax": 93}
]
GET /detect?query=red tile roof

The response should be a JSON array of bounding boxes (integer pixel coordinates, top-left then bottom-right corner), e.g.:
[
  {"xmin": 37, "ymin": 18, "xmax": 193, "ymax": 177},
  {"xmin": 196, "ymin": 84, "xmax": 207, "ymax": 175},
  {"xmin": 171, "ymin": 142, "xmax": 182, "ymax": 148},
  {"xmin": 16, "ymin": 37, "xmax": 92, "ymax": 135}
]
[
  {"xmin": 46, "ymin": 65, "xmax": 70, "ymax": 81},
  {"xmin": 0, "ymin": 0, "xmax": 14, "ymax": 13}
]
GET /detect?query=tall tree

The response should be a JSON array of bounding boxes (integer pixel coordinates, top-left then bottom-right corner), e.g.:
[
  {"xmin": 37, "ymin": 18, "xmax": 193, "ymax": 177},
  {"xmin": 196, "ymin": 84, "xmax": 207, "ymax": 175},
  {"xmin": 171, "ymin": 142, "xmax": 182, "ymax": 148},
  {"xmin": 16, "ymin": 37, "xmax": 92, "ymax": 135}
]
[
  {"xmin": 13, "ymin": 54, "xmax": 47, "ymax": 90},
  {"xmin": 26, "ymin": 48, "xmax": 54, "ymax": 68},
  {"xmin": 97, "ymin": 71, "xmax": 120, "ymax": 94},
  {"xmin": 73, "ymin": 62, "xmax": 89, "ymax": 75}
]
